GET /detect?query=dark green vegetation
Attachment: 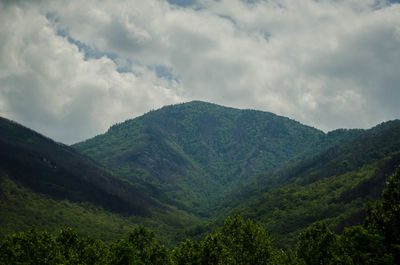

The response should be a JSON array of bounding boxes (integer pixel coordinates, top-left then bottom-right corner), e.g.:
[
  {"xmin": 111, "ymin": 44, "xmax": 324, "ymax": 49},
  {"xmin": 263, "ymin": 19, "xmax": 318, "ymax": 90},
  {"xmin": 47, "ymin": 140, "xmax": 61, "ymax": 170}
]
[
  {"xmin": 74, "ymin": 101, "xmax": 400, "ymax": 247},
  {"xmin": 219, "ymin": 120, "xmax": 400, "ymax": 247},
  {"xmin": 0, "ymin": 117, "xmax": 198, "ymax": 244},
  {"xmin": 73, "ymin": 101, "xmax": 362, "ymax": 214},
  {"xmin": 1, "ymin": 100, "xmax": 400, "ymax": 255},
  {"xmin": 0, "ymin": 116, "xmax": 159, "ymax": 216},
  {"xmin": 1, "ymin": 170, "xmax": 399, "ymax": 264}
]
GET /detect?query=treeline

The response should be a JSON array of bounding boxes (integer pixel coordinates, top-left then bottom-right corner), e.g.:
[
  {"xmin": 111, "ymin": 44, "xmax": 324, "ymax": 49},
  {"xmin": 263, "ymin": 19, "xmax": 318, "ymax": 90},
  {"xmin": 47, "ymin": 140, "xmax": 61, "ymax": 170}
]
[{"xmin": 1, "ymin": 170, "xmax": 399, "ymax": 264}]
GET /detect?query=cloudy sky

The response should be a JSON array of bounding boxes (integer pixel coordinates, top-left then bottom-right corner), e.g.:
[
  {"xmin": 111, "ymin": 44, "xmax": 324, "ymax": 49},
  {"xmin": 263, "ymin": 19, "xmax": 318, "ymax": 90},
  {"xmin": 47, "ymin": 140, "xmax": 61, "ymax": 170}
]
[{"xmin": 0, "ymin": 0, "xmax": 399, "ymax": 144}]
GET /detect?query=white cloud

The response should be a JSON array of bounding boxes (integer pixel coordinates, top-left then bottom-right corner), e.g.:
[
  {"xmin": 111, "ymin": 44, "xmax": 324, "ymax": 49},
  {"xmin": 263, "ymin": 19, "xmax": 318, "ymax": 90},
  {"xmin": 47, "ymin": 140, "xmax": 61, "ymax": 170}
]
[
  {"xmin": 0, "ymin": 0, "xmax": 399, "ymax": 143},
  {"xmin": 0, "ymin": 1, "xmax": 182, "ymax": 144}
]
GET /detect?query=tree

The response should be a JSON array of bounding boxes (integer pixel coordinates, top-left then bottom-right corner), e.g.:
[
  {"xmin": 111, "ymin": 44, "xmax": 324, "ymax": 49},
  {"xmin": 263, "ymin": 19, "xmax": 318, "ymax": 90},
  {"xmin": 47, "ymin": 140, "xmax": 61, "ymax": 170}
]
[
  {"xmin": 200, "ymin": 215, "xmax": 273, "ymax": 265},
  {"xmin": 0, "ymin": 228, "xmax": 63, "ymax": 264},
  {"xmin": 128, "ymin": 226, "xmax": 155, "ymax": 254},
  {"xmin": 77, "ymin": 236, "xmax": 110, "ymax": 265},
  {"xmin": 365, "ymin": 169, "xmax": 400, "ymax": 263},
  {"xmin": 201, "ymin": 232, "xmax": 228, "ymax": 265},
  {"xmin": 220, "ymin": 215, "xmax": 273, "ymax": 264},
  {"xmin": 127, "ymin": 226, "xmax": 172, "ymax": 265},
  {"xmin": 109, "ymin": 239, "xmax": 140, "ymax": 265},
  {"xmin": 268, "ymin": 249, "xmax": 305, "ymax": 265},
  {"xmin": 296, "ymin": 221, "xmax": 345, "ymax": 265},
  {"xmin": 146, "ymin": 241, "xmax": 172, "ymax": 265},
  {"xmin": 340, "ymin": 226, "xmax": 392, "ymax": 264},
  {"xmin": 56, "ymin": 227, "xmax": 80, "ymax": 263},
  {"xmin": 172, "ymin": 239, "xmax": 202, "ymax": 265}
]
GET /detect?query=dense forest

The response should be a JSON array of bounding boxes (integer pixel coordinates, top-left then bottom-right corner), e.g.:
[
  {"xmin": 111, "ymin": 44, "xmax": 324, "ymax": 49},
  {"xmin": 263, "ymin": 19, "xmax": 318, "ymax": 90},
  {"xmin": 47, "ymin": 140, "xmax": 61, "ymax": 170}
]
[
  {"xmin": 1, "ymin": 169, "xmax": 399, "ymax": 264},
  {"xmin": 74, "ymin": 101, "xmax": 361, "ymax": 214},
  {"xmin": 216, "ymin": 119, "xmax": 400, "ymax": 247},
  {"xmin": 0, "ymin": 116, "xmax": 199, "ymax": 245},
  {"xmin": 1, "ymin": 102, "xmax": 400, "ymax": 264}
]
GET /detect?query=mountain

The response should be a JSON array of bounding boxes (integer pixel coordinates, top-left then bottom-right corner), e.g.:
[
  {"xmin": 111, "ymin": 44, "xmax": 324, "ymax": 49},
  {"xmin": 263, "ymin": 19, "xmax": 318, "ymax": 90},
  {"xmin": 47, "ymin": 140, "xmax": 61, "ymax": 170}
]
[
  {"xmin": 2, "ymin": 101, "xmax": 397, "ymax": 248},
  {"xmin": 219, "ymin": 120, "xmax": 400, "ymax": 248},
  {"xmin": 0, "ymin": 117, "xmax": 198, "ymax": 243},
  {"xmin": 73, "ymin": 101, "xmax": 362, "ymax": 214},
  {"xmin": 0, "ymin": 116, "xmax": 161, "ymax": 215}
]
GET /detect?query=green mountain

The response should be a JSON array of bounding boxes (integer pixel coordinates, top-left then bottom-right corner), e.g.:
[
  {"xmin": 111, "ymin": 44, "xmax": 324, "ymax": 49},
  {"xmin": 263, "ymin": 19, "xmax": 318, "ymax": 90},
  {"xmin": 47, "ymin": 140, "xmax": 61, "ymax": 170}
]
[
  {"xmin": 2, "ymin": 101, "xmax": 398, "ymax": 250},
  {"xmin": 221, "ymin": 120, "xmax": 400, "ymax": 248},
  {"xmin": 73, "ymin": 101, "xmax": 361, "ymax": 214},
  {"xmin": 0, "ymin": 117, "xmax": 198, "ymax": 244}
]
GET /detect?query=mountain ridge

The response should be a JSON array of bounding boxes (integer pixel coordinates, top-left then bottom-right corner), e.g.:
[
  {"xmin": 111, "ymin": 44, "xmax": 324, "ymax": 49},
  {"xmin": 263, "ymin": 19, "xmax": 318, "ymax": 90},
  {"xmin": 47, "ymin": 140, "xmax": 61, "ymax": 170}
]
[
  {"xmin": 0, "ymin": 116, "xmax": 165, "ymax": 216},
  {"xmin": 2, "ymin": 102, "xmax": 399, "ymax": 248},
  {"xmin": 74, "ymin": 100, "xmax": 359, "ymax": 214},
  {"xmin": 0, "ymin": 116, "xmax": 201, "ymax": 244},
  {"xmin": 216, "ymin": 119, "xmax": 400, "ymax": 247}
]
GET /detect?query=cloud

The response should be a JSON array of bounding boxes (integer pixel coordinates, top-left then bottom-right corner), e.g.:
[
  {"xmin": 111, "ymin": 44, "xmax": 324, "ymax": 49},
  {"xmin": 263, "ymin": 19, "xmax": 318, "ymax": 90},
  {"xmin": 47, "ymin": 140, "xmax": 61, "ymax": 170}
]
[
  {"xmin": 0, "ymin": 0, "xmax": 399, "ymax": 143},
  {"xmin": 0, "ymin": 1, "xmax": 181, "ymax": 144}
]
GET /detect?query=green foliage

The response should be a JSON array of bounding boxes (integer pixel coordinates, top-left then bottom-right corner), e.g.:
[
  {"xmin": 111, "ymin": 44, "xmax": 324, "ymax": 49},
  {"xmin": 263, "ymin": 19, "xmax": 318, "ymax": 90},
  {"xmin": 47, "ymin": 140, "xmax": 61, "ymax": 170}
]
[
  {"xmin": 57, "ymin": 228, "xmax": 80, "ymax": 262},
  {"xmin": 0, "ymin": 227, "xmax": 172, "ymax": 265},
  {"xmin": 0, "ymin": 228, "xmax": 63, "ymax": 264},
  {"xmin": 173, "ymin": 240, "xmax": 202, "ymax": 265},
  {"xmin": 296, "ymin": 222, "xmax": 345, "ymax": 264},
  {"xmin": 173, "ymin": 215, "xmax": 274, "ymax": 265},
  {"xmin": 0, "ymin": 181, "xmax": 399, "ymax": 265},
  {"xmin": 294, "ymin": 169, "xmax": 400, "ymax": 264},
  {"xmin": 228, "ymin": 161, "xmax": 390, "ymax": 247},
  {"xmin": 0, "ymin": 116, "xmax": 202, "ymax": 246},
  {"xmin": 222, "ymin": 121, "xmax": 400, "ymax": 248},
  {"xmin": 0, "ymin": 175, "xmax": 136, "ymax": 241},
  {"xmin": 128, "ymin": 226, "xmax": 155, "ymax": 253},
  {"xmin": 126, "ymin": 226, "xmax": 172, "ymax": 264},
  {"xmin": 2, "ymin": 106, "xmax": 400, "ymax": 256},
  {"xmin": 0, "ymin": 116, "xmax": 162, "ymax": 216},
  {"xmin": 109, "ymin": 239, "xmax": 136, "ymax": 265},
  {"xmin": 296, "ymin": 222, "xmax": 393, "ymax": 264},
  {"xmin": 57, "ymin": 228, "xmax": 110, "ymax": 264},
  {"xmin": 218, "ymin": 215, "xmax": 273, "ymax": 264},
  {"xmin": 0, "ymin": 174, "xmax": 200, "ymax": 247},
  {"xmin": 74, "ymin": 101, "xmax": 353, "ymax": 214},
  {"xmin": 268, "ymin": 249, "xmax": 305, "ymax": 265},
  {"xmin": 340, "ymin": 226, "xmax": 392, "ymax": 264},
  {"xmin": 365, "ymin": 169, "xmax": 400, "ymax": 263}
]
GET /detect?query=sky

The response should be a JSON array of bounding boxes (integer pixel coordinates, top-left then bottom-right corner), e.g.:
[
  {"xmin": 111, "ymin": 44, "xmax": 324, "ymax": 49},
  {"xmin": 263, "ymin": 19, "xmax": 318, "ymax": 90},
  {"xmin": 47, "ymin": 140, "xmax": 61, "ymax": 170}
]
[{"xmin": 0, "ymin": 0, "xmax": 399, "ymax": 144}]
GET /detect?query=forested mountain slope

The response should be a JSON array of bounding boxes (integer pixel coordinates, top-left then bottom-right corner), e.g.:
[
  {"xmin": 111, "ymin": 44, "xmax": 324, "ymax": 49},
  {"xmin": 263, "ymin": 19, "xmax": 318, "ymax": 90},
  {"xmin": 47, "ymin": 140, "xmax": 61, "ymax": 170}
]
[
  {"xmin": 0, "ymin": 117, "xmax": 198, "ymax": 243},
  {"xmin": 220, "ymin": 120, "xmax": 400, "ymax": 248},
  {"xmin": 74, "ymin": 101, "xmax": 362, "ymax": 213},
  {"xmin": 2, "ymin": 102, "xmax": 396, "ymax": 248},
  {"xmin": 2, "ymin": 171, "xmax": 399, "ymax": 264}
]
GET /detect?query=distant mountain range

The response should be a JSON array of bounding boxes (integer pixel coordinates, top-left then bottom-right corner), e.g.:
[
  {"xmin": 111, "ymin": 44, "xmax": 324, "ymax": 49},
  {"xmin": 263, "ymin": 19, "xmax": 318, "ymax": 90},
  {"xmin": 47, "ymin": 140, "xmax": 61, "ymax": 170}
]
[{"xmin": 1, "ymin": 101, "xmax": 399, "ymax": 247}]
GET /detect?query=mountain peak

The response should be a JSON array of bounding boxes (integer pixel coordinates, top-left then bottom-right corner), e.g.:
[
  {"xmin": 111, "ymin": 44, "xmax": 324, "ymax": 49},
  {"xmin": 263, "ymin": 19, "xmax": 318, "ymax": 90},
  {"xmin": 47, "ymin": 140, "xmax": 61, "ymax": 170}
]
[{"xmin": 74, "ymin": 102, "xmax": 335, "ymax": 213}]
